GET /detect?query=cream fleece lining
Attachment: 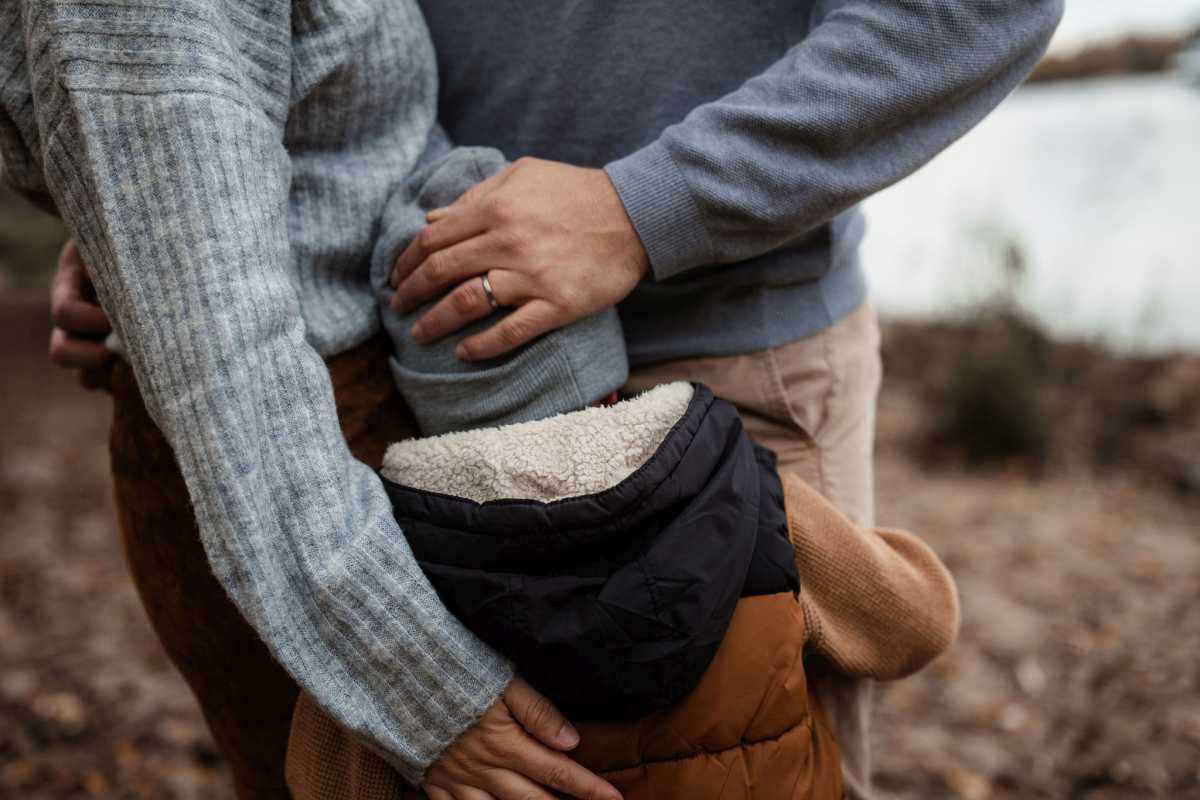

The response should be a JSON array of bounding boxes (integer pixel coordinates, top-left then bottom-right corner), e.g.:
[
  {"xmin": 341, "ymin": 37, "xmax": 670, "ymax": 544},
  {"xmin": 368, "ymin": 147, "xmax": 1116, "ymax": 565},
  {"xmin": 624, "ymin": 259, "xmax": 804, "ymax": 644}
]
[{"xmin": 381, "ymin": 382, "xmax": 695, "ymax": 503}]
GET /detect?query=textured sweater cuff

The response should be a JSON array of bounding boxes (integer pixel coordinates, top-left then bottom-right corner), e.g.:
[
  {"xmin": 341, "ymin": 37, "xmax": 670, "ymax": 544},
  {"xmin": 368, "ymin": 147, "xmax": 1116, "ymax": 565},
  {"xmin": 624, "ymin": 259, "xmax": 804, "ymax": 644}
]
[
  {"xmin": 342, "ymin": 521, "xmax": 517, "ymax": 786},
  {"xmin": 386, "ymin": 657, "xmax": 516, "ymax": 786},
  {"xmin": 605, "ymin": 141, "xmax": 712, "ymax": 281}
]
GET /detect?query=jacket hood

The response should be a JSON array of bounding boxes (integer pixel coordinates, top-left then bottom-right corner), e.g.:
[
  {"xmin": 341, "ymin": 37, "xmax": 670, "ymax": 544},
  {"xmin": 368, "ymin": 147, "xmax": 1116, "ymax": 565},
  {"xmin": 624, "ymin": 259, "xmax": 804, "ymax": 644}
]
[
  {"xmin": 379, "ymin": 382, "xmax": 797, "ymax": 718},
  {"xmin": 382, "ymin": 382, "xmax": 695, "ymax": 502}
]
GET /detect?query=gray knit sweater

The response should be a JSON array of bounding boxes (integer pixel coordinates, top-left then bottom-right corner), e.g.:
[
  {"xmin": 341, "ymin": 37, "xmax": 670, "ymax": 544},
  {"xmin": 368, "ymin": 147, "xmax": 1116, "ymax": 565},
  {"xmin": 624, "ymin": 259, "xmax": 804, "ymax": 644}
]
[{"xmin": 1, "ymin": 0, "xmax": 513, "ymax": 784}]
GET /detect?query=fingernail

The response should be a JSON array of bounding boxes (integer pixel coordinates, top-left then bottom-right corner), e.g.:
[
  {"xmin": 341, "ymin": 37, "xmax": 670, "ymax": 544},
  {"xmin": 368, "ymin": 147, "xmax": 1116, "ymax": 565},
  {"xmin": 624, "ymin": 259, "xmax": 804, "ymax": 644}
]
[
  {"xmin": 455, "ymin": 343, "xmax": 471, "ymax": 360},
  {"xmin": 556, "ymin": 721, "xmax": 579, "ymax": 749},
  {"xmin": 410, "ymin": 323, "xmax": 426, "ymax": 343}
]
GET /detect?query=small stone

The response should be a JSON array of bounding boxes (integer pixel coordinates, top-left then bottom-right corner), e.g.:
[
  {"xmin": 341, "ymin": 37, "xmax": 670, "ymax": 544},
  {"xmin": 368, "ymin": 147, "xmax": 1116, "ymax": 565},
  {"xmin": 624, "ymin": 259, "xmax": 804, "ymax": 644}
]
[
  {"xmin": 32, "ymin": 691, "xmax": 89, "ymax": 735},
  {"xmin": 83, "ymin": 769, "xmax": 109, "ymax": 796},
  {"xmin": 1110, "ymin": 760, "xmax": 1133, "ymax": 784},
  {"xmin": 115, "ymin": 739, "xmax": 142, "ymax": 772},
  {"xmin": 1, "ymin": 760, "xmax": 36, "ymax": 788},
  {"xmin": 1015, "ymin": 656, "xmax": 1047, "ymax": 696},
  {"xmin": 999, "ymin": 702, "xmax": 1029, "ymax": 732},
  {"xmin": 946, "ymin": 767, "xmax": 992, "ymax": 800},
  {"xmin": 0, "ymin": 669, "xmax": 37, "ymax": 701}
]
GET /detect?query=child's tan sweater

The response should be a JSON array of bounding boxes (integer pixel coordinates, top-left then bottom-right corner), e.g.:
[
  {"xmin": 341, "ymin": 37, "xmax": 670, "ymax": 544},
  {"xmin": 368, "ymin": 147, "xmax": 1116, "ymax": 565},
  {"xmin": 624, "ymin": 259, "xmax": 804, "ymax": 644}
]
[{"xmin": 783, "ymin": 472, "xmax": 960, "ymax": 679}]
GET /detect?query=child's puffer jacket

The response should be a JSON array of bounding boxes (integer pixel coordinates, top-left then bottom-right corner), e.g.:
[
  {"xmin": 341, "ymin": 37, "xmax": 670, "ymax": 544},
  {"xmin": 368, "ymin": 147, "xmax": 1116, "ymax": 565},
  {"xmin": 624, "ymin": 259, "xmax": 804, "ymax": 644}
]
[{"xmin": 286, "ymin": 383, "xmax": 960, "ymax": 800}]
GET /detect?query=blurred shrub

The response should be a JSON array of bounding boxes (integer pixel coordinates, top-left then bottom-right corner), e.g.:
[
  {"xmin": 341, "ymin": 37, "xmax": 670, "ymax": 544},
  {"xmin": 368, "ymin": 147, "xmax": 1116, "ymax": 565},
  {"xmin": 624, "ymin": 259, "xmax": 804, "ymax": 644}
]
[
  {"xmin": 930, "ymin": 311, "xmax": 1051, "ymax": 467},
  {"xmin": 882, "ymin": 311, "xmax": 1200, "ymax": 489},
  {"xmin": 1029, "ymin": 30, "xmax": 1194, "ymax": 83},
  {"xmin": 0, "ymin": 186, "xmax": 68, "ymax": 291}
]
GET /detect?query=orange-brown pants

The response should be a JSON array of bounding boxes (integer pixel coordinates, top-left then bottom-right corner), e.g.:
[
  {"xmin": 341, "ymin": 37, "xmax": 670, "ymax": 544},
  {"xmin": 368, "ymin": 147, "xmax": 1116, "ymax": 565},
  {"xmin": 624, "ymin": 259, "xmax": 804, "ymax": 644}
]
[{"xmin": 109, "ymin": 336, "xmax": 417, "ymax": 800}]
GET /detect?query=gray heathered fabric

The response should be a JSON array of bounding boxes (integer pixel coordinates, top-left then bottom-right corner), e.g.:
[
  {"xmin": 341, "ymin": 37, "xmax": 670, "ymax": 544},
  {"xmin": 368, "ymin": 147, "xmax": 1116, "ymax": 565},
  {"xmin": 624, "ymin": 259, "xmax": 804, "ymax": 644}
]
[
  {"xmin": 0, "ymin": 0, "xmax": 535, "ymax": 784},
  {"xmin": 418, "ymin": 0, "xmax": 1065, "ymax": 365},
  {"xmin": 371, "ymin": 141, "xmax": 628, "ymax": 436}
]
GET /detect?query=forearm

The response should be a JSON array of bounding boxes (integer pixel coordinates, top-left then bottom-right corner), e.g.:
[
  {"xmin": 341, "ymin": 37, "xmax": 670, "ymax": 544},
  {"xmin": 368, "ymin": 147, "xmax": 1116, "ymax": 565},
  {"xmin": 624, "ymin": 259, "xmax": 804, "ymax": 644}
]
[
  {"xmin": 26, "ymin": 3, "xmax": 511, "ymax": 781},
  {"xmin": 782, "ymin": 474, "xmax": 960, "ymax": 679},
  {"xmin": 606, "ymin": 0, "xmax": 1064, "ymax": 279}
]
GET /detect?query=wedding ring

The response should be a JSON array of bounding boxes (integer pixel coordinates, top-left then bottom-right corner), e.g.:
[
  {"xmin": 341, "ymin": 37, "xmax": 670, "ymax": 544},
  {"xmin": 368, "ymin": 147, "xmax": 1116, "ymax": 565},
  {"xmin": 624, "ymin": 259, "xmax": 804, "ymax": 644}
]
[{"xmin": 480, "ymin": 273, "xmax": 501, "ymax": 310}]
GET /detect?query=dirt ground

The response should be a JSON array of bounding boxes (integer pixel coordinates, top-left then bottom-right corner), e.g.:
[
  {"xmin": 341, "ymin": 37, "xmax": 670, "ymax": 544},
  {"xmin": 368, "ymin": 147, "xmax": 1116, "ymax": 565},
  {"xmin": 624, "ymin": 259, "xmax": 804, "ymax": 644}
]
[{"xmin": 2, "ymin": 293, "xmax": 1198, "ymax": 799}]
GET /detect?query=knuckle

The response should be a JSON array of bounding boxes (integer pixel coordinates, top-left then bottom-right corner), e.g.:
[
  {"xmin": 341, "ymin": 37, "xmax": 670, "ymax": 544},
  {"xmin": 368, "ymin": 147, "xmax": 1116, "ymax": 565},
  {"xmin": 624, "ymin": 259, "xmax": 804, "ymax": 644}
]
[
  {"xmin": 542, "ymin": 763, "xmax": 569, "ymax": 788},
  {"xmin": 488, "ymin": 732, "xmax": 518, "ymax": 760},
  {"xmin": 460, "ymin": 184, "xmax": 485, "ymax": 205},
  {"xmin": 524, "ymin": 695, "xmax": 554, "ymax": 729},
  {"xmin": 494, "ymin": 228, "xmax": 524, "ymax": 255},
  {"xmin": 499, "ymin": 319, "xmax": 529, "ymax": 349},
  {"xmin": 417, "ymin": 226, "xmax": 439, "ymax": 252},
  {"xmin": 450, "ymin": 283, "xmax": 478, "ymax": 314},
  {"xmin": 426, "ymin": 252, "xmax": 451, "ymax": 282},
  {"xmin": 485, "ymin": 195, "xmax": 515, "ymax": 224},
  {"xmin": 556, "ymin": 284, "xmax": 584, "ymax": 310}
]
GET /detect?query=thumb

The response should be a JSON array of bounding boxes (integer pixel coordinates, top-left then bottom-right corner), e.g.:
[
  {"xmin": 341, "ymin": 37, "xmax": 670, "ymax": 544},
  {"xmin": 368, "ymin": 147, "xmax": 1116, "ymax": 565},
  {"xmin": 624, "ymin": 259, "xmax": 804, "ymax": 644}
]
[{"xmin": 502, "ymin": 676, "xmax": 580, "ymax": 751}]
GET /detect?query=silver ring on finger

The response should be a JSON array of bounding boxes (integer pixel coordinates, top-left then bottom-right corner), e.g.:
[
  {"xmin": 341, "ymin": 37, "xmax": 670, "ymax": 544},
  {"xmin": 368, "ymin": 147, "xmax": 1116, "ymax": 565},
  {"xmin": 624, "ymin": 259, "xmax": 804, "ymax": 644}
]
[{"xmin": 480, "ymin": 273, "xmax": 501, "ymax": 310}]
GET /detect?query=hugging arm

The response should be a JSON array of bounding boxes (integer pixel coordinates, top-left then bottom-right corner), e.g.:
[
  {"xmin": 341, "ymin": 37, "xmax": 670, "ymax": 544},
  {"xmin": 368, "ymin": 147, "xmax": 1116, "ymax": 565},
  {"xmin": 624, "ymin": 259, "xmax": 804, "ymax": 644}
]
[
  {"xmin": 12, "ymin": 0, "xmax": 514, "ymax": 784},
  {"xmin": 389, "ymin": 0, "xmax": 1064, "ymax": 359},
  {"xmin": 605, "ymin": 0, "xmax": 1067, "ymax": 278}
]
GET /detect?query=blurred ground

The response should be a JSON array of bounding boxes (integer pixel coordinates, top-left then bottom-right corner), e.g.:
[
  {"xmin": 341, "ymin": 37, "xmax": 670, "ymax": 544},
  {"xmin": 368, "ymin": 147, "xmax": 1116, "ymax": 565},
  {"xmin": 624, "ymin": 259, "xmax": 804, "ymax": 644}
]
[
  {"xmin": 871, "ymin": 321, "xmax": 1200, "ymax": 799},
  {"xmin": 0, "ymin": 295, "xmax": 228, "ymax": 799},
  {"xmin": 2, "ymin": 288, "xmax": 1198, "ymax": 799}
]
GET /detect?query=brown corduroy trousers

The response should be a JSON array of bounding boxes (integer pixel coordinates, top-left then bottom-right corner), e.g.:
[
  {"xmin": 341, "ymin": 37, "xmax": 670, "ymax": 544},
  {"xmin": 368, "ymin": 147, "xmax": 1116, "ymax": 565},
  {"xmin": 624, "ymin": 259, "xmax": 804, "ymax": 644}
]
[{"xmin": 109, "ymin": 336, "xmax": 417, "ymax": 800}]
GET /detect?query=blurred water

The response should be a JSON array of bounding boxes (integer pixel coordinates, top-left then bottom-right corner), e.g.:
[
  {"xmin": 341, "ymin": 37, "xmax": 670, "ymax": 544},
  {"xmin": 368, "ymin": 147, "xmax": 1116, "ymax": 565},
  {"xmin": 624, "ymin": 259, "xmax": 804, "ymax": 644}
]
[{"xmin": 862, "ymin": 72, "xmax": 1200, "ymax": 354}]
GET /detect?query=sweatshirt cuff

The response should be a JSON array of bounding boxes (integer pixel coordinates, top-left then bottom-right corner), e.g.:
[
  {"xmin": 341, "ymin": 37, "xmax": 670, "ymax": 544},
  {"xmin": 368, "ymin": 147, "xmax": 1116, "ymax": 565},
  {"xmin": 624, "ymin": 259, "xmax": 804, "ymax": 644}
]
[
  {"xmin": 605, "ymin": 141, "xmax": 712, "ymax": 281},
  {"xmin": 385, "ymin": 657, "xmax": 515, "ymax": 786},
  {"xmin": 344, "ymin": 525, "xmax": 517, "ymax": 786}
]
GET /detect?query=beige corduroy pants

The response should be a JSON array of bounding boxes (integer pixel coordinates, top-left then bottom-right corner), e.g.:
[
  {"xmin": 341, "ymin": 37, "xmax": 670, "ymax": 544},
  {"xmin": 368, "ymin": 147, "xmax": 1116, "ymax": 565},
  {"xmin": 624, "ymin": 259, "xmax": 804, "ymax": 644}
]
[{"xmin": 624, "ymin": 300, "xmax": 882, "ymax": 800}]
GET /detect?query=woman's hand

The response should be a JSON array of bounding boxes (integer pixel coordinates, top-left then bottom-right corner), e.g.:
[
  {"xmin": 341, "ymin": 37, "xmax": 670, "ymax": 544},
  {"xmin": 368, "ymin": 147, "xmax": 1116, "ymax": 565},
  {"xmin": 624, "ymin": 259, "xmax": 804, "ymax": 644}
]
[
  {"xmin": 389, "ymin": 158, "xmax": 649, "ymax": 361},
  {"xmin": 422, "ymin": 676, "xmax": 621, "ymax": 800},
  {"xmin": 48, "ymin": 239, "xmax": 114, "ymax": 389}
]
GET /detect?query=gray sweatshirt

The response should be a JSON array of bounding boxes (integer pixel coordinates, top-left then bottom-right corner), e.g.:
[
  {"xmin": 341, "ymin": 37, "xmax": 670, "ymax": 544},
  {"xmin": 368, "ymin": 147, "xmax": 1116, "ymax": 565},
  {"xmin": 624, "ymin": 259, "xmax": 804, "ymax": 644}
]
[{"xmin": 419, "ymin": 0, "xmax": 1065, "ymax": 364}]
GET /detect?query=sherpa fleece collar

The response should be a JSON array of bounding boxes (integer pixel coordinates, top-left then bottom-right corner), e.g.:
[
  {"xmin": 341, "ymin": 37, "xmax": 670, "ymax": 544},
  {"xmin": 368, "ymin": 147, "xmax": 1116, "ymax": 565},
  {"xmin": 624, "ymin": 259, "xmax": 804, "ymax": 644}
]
[{"xmin": 380, "ymin": 382, "xmax": 695, "ymax": 503}]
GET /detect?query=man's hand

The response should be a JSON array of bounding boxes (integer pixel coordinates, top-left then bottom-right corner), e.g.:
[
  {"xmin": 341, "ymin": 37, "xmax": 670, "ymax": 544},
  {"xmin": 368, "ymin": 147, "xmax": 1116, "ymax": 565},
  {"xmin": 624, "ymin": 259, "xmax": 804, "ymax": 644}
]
[
  {"xmin": 390, "ymin": 158, "xmax": 649, "ymax": 361},
  {"xmin": 48, "ymin": 239, "xmax": 114, "ymax": 389},
  {"xmin": 422, "ymin": 676, "xmax": 622, "ymax": 800}
]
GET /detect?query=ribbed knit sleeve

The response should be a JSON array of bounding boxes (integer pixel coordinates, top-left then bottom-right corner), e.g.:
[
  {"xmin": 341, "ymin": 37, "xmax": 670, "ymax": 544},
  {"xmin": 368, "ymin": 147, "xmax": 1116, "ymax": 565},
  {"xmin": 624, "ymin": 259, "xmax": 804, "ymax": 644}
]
[
  {"xmin": 0, "ymin": 2, "xmax": 51, "ymax": 210},
  {"xmin": 782, "ymin": 473, "xmax": 960, "ymax": 680},
  {"xmin": 605, "ymin": 0, "xmax": 1064, "ymax": 281},
  {"xmin": 18, "ymin": 0, "xmax": 512, "ymax": 783}
]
